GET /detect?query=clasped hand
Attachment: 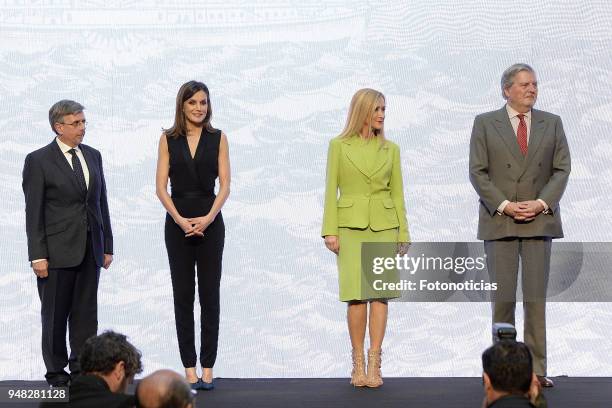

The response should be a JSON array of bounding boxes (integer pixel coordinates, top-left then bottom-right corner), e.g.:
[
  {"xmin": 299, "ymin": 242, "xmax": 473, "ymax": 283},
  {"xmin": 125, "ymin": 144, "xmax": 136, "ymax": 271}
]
[
  {"xmin": 177, "ymin": 215, "xmax": 213, "ymax": 237},
  {"xmin": 503, "ymin": 200, "xmax": 544, "ymax": 222}
]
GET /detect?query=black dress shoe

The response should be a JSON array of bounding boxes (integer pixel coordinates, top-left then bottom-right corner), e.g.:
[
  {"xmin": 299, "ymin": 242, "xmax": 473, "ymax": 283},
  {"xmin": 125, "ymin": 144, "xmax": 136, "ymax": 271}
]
[
  {"xmin": 46, "ymin": 370, "xmax": 71, "ymax": 387},
  {"xmin": 537, "ymin": 375, "xmax": 554, "ymax": 388},
  {"xmin": 49, "ymin": 380, "xmax": 70, "ymax": 388}
]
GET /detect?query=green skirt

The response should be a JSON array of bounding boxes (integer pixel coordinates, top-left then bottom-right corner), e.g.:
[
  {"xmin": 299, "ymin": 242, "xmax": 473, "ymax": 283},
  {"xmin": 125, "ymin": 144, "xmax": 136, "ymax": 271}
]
[{"xmin": 337, "ymin": 227, "xmax": 400, "ymax": 302}]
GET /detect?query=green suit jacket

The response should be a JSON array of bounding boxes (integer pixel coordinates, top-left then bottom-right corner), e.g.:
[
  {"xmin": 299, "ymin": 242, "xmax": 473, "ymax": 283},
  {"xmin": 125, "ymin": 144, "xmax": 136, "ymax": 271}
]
[{"xmin": 321, "ymin": 136, "xmax": 410, "ymax": 242}]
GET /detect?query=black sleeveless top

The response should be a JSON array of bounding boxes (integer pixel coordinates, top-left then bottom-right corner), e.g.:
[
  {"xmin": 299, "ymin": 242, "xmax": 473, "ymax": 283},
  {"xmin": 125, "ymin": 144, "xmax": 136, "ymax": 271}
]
[{"xmin": 166, "ymin": 128, "xmax": 221, "ymax": 218}]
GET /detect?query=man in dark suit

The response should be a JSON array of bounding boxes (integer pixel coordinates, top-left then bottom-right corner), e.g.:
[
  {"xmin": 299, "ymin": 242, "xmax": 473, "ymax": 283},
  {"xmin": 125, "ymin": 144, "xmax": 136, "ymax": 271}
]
[
  {"xmin": 22, "ymin": 100, "xmax": 113, "ymax": 386},
  {"xmin": 469, "ymin": 64, "xmax": 571, "ymax": 387}
]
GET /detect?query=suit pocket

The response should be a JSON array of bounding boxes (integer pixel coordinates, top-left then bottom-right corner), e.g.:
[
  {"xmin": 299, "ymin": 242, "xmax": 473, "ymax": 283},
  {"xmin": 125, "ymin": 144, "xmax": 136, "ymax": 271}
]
[
  {"xmin": 383, "ymin": 198, "xmax": 399, "ymax": 224},
  {"xmin": 45, "ymin": 219, "xmax": 70, "ymax": 236},
  {"xmin": 337, "ymin": 198, "xmax": 354, "ymax": 226}
]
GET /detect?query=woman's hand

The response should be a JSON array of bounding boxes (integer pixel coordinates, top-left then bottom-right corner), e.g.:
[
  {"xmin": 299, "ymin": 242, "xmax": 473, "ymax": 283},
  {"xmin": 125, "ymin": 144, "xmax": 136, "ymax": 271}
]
[
  {"xmin": 397, "ymin": 242, "xmax": 411, "ymax": 256},
  {"xmin": 175, "ymin": 216, "xmax": 203, "ymax": 237},
  {"xmin": 324, "ymin": 235, "xmax": 339, "ymax": 254},
  {"xmin": 188, "ymin": 215, "xmax": 214, "ymax": 236}
]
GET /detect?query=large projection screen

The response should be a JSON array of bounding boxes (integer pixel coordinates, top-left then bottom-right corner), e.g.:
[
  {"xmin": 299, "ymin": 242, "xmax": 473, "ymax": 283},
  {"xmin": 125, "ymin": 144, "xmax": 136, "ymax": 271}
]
[{"xmin": 1, "ymin": 1, "xmax": 611, "ymax": 379}]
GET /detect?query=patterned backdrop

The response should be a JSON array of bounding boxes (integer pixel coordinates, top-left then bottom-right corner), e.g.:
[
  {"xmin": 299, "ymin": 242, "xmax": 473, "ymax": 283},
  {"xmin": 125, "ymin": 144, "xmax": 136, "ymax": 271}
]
[{"xmin": 1, "ymin": 0, "xmax": 611, "ymax": 379}]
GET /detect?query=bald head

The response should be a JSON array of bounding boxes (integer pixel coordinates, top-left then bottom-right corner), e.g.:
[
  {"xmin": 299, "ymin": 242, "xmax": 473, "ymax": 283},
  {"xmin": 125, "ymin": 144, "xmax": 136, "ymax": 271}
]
[{"xmin": 136, "ymin": 370, "xmax": 194, "ymax": 408}]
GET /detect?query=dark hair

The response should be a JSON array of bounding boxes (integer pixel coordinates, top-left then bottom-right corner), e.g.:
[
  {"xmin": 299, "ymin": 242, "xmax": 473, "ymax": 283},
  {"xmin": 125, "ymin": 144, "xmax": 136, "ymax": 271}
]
[
  {"xmin": 49, "ymin": 100, "xmax": 85, "ymax": 135},
  {"xmin": 482, "ymin": 340, "xmax": 533, "ymax": 395},
  {"xmin": 165, "ymin": 80, "xmax": 215, "ymax": 138},
  {"xmin": 80, "ymin": 331, "xmax": 143, "ymax": 378}
]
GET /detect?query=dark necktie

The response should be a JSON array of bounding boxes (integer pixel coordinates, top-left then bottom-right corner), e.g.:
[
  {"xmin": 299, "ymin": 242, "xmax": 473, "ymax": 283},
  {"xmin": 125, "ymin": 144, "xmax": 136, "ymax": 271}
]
[
  {"xmin": 68, "ymin": 148, "xmax": 87, "ymax": 192},
  {"xmin": 517, "ymin": 114, "xmax": 528, "ymax": 155}
]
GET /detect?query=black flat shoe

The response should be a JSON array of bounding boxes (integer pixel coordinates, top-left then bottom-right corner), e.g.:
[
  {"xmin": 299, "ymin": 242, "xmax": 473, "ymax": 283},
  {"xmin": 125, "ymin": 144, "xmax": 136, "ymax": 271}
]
[{"xmin": 200, "ymin": 379, "xmax": 215, "ymax": 391}]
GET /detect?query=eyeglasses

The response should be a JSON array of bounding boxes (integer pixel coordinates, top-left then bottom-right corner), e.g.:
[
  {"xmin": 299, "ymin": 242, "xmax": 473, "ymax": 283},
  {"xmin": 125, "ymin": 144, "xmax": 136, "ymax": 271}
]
[{"xmin": 61, "ymin": 120, "xmax": 87, "ymax": 128}]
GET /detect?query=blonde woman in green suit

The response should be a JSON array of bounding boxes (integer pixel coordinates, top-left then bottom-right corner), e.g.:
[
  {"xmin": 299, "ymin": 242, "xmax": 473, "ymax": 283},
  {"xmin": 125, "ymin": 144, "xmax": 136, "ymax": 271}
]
[{"xmin": 322, "ymin": 88, "xmax": 410, "ymax": 388}]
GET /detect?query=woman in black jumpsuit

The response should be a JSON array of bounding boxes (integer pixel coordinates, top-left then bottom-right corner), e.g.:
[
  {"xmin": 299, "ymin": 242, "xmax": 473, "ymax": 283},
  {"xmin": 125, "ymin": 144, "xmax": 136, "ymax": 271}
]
[{"xmin": 156, "ymin": 81, "xmax": 230, "ymax": 390}]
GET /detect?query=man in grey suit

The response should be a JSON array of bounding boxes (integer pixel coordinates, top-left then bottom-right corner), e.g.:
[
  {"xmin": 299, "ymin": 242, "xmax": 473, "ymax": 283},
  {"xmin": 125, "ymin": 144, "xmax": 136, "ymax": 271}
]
[
  {"xmin": 23, "ymin": 100, "xmax": 113, "ymax": 386},
  {"xmin": 469, "ymin": 63, "xmax": 571, "ymax": 388}
]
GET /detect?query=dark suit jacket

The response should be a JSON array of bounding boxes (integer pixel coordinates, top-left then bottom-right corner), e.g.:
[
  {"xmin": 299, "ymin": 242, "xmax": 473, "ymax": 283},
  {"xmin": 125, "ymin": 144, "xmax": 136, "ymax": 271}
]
[
  {"xmin": 488, "ymin": 395, "xmax": 535, "ymax": 407},
  {"xmin": 69, "ymin": 374, "xmax": 134, "ymax": 408},
  {"xmin": 469, "ymin": 106, "xmax": 571, "ymax": 240},
  {"xmin": 23, "ymin": 139, "xmax": 113, "ymax": 269},
  {"xmin": 39, "ymin": 375, "xmax": 134, "ymax": 408}
]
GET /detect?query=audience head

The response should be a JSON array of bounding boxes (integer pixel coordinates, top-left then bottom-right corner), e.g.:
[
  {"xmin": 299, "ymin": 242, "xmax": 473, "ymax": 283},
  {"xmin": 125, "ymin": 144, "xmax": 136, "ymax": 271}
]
[
  {"xmin": 482, "ymin": 340, "xmax": 535, "ymax": 404},
  {"xmin": 79, "ymin": 330, "xmax": 143, "ymax": 393},
  {"xmin": 136, "ymin": 369, "xmax": 195, "ymax": 408}
]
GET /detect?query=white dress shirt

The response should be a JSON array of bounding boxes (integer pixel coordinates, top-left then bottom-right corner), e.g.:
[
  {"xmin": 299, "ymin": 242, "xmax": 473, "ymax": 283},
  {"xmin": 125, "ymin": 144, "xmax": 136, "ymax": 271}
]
[{"xmin": 56, "ymin": 137, "xmax": 90, "ymax": 189}]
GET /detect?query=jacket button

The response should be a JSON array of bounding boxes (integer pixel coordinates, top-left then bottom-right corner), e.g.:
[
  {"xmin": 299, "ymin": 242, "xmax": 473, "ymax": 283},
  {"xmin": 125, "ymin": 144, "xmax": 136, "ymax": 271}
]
[
  {"xmin": 366, "ymin": 179, "xmax": 371, "ymax": 184},
  {"xmin": 506, "ymin": 164, "xmax": 511, "ymax": 168}
]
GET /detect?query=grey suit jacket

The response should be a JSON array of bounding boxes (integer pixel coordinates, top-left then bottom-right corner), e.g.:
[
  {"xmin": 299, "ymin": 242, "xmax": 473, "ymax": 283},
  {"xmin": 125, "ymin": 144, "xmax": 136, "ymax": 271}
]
[{"xmin": 469, "ymin": 106, "xmax": 571, "ymax": 240}]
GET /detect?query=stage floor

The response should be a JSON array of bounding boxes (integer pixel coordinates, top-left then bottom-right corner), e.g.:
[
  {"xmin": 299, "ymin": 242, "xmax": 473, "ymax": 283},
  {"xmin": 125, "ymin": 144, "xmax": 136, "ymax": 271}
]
[{"xmin": 2, "ymin": 377, "xmax": 611, "ymax": 407}]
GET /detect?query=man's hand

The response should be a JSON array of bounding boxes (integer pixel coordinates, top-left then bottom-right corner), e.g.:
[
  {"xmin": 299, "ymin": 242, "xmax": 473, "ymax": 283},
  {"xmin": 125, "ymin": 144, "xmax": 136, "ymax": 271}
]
[
  {"xmin": 103, "ymin": 254, "xmax": 113, "ymax": 269},
  {"xmin": 502, "ymin": 202, "xmax": 522, "ymax": 218},
  {"xmin": 324, "ymin": 235, "xmax": 339, "ymax": 254},
  {"xmin": 32, "ymin": 260, "xmax": 49, "ymax": 278},
  {"xmin": 514, "ymin": 200, "xmax": 544, "ymax": 221}
]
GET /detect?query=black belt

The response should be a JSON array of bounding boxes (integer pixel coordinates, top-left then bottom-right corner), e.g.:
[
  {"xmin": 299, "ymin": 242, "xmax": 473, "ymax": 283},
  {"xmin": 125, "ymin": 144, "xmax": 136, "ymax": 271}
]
[{"xmin": 172, "ymin": 191, "xmax": 214, "ymax": 199}]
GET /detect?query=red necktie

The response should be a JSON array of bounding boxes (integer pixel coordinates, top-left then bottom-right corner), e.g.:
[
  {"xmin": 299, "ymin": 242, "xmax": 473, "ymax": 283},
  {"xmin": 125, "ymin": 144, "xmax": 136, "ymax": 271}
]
[{"xmin": 517, "ymin": 114, "xmax": 528, "ymax": 155}]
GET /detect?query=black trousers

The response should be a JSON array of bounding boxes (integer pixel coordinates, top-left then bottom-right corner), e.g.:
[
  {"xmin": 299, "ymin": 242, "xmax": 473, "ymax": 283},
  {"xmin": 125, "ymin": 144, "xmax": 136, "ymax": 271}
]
[
  {"xmin": 37, "ymin": 233, "xmax": 99, "ymax": 385},
  {"xmin": 165, "ymin": 213, "xmax": 224, "ymax": 368}
]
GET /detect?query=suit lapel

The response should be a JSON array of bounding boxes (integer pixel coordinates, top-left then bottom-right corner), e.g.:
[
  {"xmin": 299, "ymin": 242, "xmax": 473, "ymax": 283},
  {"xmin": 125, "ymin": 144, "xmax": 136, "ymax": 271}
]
[
  {"xmin": 492, "ymin": 107, "xmax": 525, "ymax": 165},
  {"xmin": 521, "ymin": 109, "xmax": 547, "ymax": 175},
  {"xmin": 50, "ymin": 140, "xmax": 85, "ymax": 195},
  {"xmin": 370, "ymin": 142, "xmax": 389, "ymax": 176},
  {"xmin": 343, "ymin": 137, "xmax": 370, "ymax": 178},
  {"xmin": 343, "ymin": 137, "xmax": 390, "ymax": 178},
  {"xmin": 80, "ymin": 145, "xmax": 96, "ymax": 199}
]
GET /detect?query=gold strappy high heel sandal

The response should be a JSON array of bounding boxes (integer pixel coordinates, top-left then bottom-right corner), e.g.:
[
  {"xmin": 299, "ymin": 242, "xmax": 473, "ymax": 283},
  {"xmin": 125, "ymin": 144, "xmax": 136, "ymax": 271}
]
[
  {"xmin": 350, "ymin": 349, "xmax": 367, "ymax": 387},
  {"xmin": 366, "ymin": 348, "xmax": 383, "ymax": 388}
]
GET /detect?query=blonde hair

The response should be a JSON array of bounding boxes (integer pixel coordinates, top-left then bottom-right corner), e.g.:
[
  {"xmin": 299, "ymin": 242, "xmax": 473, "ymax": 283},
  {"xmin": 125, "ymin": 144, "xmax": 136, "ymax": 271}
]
[{"xmin": 338, "ymin": 88, "xmax": 386, "ymax": 143}]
